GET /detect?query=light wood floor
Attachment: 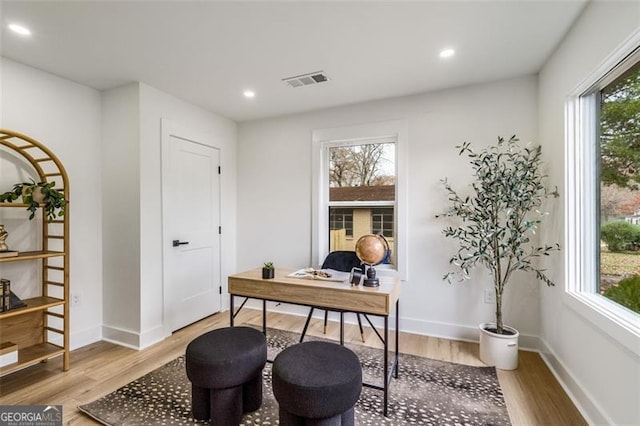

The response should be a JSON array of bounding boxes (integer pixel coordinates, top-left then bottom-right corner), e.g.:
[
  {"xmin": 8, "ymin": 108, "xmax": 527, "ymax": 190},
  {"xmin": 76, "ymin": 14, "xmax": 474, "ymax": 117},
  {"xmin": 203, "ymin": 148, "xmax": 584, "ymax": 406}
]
[{"xmin": 0, "ymin": 309, "xmax": 586, "ymax": 425}]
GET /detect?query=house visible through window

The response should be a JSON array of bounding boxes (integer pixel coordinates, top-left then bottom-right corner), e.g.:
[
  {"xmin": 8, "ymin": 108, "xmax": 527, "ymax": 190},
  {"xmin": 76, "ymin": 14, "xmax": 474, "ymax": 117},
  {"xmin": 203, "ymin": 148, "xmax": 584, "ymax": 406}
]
[
  {"xmin": 327, "ymin": 142, "xmax": 396, "ymax": 265},
  {"xmin": 598, "ymin": 57, "xmax": 640, "ymax": 314},
  {"xmin": 329, "ymin": 208, "xmax": 353, "ymax": 237},
  {"xmin": 371, "ymin": 207, "xmax": 394, "ymax": 238}
]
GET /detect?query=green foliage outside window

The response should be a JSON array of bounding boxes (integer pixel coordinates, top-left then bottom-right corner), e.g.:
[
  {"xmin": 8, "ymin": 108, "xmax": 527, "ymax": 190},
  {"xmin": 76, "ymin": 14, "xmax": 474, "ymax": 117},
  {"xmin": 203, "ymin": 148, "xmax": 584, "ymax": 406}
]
[
  {"xmin": 600, "ymin": 61, "xmax": 640, "ymax": 189},
  {"xmin": 599, "ymin": 58, "xmax": 640, "ymax": 315},
  {"xmin": 604, "ymin": 275, "xmax": 640, "ymax": 314},
  {"xmin": 600, "ymin": 221, "xmax": 640, "ymax": 252}
]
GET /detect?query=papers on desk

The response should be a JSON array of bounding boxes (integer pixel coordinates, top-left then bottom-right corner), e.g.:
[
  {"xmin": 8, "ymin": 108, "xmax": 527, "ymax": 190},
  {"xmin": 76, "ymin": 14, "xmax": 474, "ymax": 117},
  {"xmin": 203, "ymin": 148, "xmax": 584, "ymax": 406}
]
[{"xmin": 288, "ymin": 268, "xmax": 348, "ymax": 282}]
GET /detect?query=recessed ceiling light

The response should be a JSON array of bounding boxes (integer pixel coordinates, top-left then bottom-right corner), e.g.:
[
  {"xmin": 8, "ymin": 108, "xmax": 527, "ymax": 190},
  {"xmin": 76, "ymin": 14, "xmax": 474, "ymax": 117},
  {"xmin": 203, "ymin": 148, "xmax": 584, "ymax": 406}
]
[
  {"xmin": 243, "ymin": 90, "xmax": 255, "ymax": 99},
  {"xmin": 8, "ymin": 23, "xmax": 31, "ymax": 36},
  {"xmin": 439, "ymin": 48, "xmax": 455, "ymax": 59}
]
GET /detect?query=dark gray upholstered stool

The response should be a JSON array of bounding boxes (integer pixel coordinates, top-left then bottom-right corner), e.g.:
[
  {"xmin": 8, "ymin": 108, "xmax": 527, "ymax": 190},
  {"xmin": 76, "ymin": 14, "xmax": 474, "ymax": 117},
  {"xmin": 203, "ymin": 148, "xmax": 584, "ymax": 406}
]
[
  {"xmin": 185, "ymin": 327, "xmax": 267, "ymax": 426},
  {"xmin": 272, "ymin": 341, "xmax": 362, "ymax": 426}
]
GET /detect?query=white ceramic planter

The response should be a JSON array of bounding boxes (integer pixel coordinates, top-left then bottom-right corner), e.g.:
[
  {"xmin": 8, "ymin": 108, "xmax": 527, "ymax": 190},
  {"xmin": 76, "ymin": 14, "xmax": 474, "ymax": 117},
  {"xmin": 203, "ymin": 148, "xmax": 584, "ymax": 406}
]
[
  {"xmin": 479, "ymin": 322, "xmax": 519, "ymax": 370},
  {"xmin": 22, "ymin": 185, "xmax": 45, "ymax": 203}
]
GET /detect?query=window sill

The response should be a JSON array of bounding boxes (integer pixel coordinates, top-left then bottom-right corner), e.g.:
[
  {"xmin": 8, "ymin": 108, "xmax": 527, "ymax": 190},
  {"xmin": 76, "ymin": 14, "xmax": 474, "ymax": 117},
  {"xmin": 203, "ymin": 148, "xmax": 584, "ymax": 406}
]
[{"xmin": 564, "ymin": 291, "xmax": 640, "ymax": 356}]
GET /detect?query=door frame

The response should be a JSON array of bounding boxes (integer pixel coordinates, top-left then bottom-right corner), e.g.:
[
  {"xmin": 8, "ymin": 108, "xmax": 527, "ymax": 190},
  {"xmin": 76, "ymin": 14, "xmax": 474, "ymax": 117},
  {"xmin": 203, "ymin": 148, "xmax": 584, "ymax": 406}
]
[{"xmin": 160, "ymin": 118, "xmax": 223, "ymax": 333}]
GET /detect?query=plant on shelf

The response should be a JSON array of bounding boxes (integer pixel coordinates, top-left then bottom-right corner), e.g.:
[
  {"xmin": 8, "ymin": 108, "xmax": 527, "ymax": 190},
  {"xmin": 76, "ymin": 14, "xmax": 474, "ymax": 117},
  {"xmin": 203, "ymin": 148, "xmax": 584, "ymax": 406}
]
[
  {"xmin": 437, "ymin": 135, "xmax": 559, "ymax": 369},
  {"xmin": 0, "ymin": 180, "xmax": 67, "ymax": 221}
]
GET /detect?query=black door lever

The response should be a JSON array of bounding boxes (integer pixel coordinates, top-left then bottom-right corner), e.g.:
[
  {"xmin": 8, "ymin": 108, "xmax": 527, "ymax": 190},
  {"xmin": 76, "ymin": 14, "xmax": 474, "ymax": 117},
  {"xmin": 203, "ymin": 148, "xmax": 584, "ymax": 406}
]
[{"xmin": 172, "ymin": 240, "xmax": 189, "ymax": 247}]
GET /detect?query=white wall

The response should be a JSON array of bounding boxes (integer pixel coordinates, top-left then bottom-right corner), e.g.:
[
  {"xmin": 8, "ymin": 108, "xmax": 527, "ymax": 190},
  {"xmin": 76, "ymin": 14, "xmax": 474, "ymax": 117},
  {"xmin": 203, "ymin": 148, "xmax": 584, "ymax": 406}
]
[
  {"xmin": 238, "ymin": 75, "xmax": 543, "ymax": 345},
  {"xmin": 538, "ymin": 2, "xmax": 640, "ymax": 425},
  {"xmin": 102, "ymin": 82, "xmax": 238, "ymax": 349},
  {"xmin": 101, "ymin": 84, "xmax": 141, "ymax": 341},
  {"xmin": 0, "ymin": 57, "xmax": 103, "ymax": 349}
]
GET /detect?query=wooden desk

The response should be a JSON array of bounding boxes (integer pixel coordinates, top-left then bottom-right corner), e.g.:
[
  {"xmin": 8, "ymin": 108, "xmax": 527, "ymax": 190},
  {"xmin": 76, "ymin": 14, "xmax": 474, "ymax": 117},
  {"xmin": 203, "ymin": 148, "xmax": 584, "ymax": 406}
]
[{"xmin": 228, "ymin": 268, "xmax": 401, "ymax": 416}]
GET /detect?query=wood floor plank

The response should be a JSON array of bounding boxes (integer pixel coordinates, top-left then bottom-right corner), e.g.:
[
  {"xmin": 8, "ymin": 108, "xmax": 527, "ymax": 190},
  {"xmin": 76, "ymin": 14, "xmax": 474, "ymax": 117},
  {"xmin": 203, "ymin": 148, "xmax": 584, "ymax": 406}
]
[{"xmin": 0, "ymin": 308, "xmax": 586, "ymax": 425}]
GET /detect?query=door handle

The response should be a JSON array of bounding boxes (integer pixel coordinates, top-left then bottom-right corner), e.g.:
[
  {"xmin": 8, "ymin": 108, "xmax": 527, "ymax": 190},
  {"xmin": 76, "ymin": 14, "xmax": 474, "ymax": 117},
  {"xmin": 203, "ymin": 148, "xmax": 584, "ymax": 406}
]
[{"xmin": 172, "ymin": 240, "xmax": 189, "ymax": 247}]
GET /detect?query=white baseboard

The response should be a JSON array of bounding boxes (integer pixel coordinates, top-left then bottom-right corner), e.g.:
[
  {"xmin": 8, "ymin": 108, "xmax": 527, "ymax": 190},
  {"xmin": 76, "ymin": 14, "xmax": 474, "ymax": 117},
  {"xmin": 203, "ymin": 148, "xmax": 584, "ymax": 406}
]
[
  {"xmin": 234, "ymin": 303, "xmax": 540, "ymax": 351},
  {"xmin": 70, "ymin": 325, "xmax": 102, "ymax": 350},
  {"xmin": 46, "ymin": 325, "xmax": 102, "ymax": 350},
  {"xmin": 102, "ymin": 325, "xmax": 143, "ymax": 350},
  {"xmin": 400, "ymin": 316, "xmax": 540, "ymax": 351},
  {"xmin": 139, "ymin": 325, "xmax": 167, "ymax": 349},
  {"xmin": 538, "ymin": 338, "xmax": 611, "ymax": 425},
  {"xmin": 101, "ymin": 324, "xmax": 168, "ymax": 350}
]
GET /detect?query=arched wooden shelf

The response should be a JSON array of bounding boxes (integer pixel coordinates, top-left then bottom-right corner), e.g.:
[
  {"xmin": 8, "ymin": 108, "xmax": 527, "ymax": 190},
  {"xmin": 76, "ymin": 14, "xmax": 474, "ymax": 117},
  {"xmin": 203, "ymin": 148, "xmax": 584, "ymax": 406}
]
[{"xmin": 0, "ymin": 129, "xmax": 70, "ymax": 376}]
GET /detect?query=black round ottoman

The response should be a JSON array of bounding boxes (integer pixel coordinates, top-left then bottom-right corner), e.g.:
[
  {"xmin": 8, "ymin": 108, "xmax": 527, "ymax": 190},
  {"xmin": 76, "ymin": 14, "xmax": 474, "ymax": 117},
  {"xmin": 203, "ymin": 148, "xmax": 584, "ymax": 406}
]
[
  {"xmin": 272, "ymin": 341, "xmax": 362, "ymax": 426},
  {"xmin": 185, "ymin": 327, "xmax": 267, "ymax": 425}
]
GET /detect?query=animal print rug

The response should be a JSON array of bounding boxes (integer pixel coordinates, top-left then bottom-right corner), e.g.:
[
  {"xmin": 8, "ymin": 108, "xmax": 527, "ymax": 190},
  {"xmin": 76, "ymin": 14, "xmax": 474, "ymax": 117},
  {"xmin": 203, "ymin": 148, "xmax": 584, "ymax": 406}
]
[{"xmin": 79, "ymin": 328, "xmax": 510, "ymax": 425}]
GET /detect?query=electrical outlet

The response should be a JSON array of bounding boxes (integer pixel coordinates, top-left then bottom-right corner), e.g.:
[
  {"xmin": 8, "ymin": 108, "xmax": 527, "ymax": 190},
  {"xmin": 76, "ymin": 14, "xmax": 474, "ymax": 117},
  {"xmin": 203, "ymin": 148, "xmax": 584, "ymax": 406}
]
[
  {"xmin": 483, "ymin": 289, "xmax": 495, "ymax": 304},
  {"xmin": 71, "ymin": 293, "xmax": 80, "ymax": 306}
]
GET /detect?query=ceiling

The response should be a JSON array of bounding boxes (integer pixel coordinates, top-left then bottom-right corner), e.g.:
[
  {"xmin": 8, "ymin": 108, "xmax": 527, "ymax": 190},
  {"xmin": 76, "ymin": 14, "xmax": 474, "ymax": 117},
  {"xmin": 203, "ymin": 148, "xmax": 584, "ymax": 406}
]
[{"xmin": 0, "ymin": 1, "xmax": 587, "ymax": 122}]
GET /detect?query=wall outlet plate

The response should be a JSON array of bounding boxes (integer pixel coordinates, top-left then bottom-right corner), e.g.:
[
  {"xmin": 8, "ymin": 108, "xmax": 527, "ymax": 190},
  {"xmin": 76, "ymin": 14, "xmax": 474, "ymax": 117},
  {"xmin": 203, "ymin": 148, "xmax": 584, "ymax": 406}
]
[{"xmin": 484, "ymin": 289, "xmax": 495, "ymax": 304}]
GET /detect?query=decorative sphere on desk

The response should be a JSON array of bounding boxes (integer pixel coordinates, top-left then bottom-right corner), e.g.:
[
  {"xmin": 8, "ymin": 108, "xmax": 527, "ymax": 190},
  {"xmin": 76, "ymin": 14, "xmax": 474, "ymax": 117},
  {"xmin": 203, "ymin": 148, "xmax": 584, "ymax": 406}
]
[
  {"xmin": 355, "ymin": 234, "xmax": 389, "ymax": 287},
  {"xmin": 355, "ymin": 234, "xmax": 387, "ymax": 266}
]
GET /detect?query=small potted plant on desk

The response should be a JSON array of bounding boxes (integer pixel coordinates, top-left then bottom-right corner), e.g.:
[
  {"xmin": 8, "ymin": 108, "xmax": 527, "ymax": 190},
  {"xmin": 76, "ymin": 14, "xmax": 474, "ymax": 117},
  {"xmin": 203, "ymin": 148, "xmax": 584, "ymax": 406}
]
[{"xmin": 262, "ymin": 262, "xmax": 275, "ymax": 279}]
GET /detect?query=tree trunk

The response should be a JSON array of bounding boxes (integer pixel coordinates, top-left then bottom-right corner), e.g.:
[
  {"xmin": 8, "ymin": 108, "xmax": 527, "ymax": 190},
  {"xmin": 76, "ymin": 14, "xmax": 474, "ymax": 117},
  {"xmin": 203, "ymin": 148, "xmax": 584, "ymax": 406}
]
[{"xmin": 495, "ymin": 287, "xmax": 503, "ymax": 334}]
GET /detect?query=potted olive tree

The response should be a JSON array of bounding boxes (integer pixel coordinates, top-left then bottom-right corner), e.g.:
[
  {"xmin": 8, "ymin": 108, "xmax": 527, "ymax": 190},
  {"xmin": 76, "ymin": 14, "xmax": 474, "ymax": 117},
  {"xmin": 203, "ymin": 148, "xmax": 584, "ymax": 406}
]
[{"xmin": 438, "ymin": 136, "xmax": 559, "ymax": 370}]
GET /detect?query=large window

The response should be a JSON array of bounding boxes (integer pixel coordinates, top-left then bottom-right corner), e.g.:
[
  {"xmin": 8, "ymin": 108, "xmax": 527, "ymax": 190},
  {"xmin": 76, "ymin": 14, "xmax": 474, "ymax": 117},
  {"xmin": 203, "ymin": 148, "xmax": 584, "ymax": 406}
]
[
  {"xmin": 312, "ymin": 120, "xmax": 407, "ymax": 277},
  {"xmin": 327, "ymin": 142, "xmax": 396, "ymax": 265},
  {"xmin": 567, "ymin": 43, "xmax": 640, "ymax": 342},
  {"xmin": 598, "ymin": 59, "xmax": 640, "ymax": 314}
]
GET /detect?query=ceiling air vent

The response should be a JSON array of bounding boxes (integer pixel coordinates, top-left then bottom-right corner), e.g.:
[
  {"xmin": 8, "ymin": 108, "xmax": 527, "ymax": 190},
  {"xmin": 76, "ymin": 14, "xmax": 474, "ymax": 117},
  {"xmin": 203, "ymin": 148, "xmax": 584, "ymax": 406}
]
[{"xmin": 282, "ymin": 71, "xmax": 329, "ymax": 88}]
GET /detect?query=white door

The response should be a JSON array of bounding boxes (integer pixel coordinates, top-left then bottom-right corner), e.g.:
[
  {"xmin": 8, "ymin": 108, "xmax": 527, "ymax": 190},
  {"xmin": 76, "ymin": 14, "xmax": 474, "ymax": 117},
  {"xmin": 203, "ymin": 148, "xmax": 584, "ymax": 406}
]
[{"xmin": 162, "ymin": 121, "xmax": 221, "ymax": 332}]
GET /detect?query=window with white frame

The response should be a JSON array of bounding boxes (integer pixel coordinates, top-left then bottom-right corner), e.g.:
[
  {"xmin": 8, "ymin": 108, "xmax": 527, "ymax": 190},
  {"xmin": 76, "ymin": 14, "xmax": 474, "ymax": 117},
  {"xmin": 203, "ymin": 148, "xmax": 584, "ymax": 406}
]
[
  {"xmin": 598, "ymin": 59, "xmax": 640, "ymax": 315},
  {"xmin": 327, "ymin": 140, "xmax": 396, "ymax": 265},
  {"xmin": 567, "ymin": 45, "xmax": 640, "ymax": 331},
  {"xmin": 311, "ymin": 120, "xmax": 407, "ymax": 277}
]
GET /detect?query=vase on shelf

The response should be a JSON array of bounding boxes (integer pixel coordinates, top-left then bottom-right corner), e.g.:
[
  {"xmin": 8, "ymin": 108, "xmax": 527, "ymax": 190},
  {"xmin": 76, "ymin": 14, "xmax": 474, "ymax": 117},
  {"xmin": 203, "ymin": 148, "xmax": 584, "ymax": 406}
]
[{"xmin": 0, "ymin": 224, "xmax": 9, "ymax": 252}]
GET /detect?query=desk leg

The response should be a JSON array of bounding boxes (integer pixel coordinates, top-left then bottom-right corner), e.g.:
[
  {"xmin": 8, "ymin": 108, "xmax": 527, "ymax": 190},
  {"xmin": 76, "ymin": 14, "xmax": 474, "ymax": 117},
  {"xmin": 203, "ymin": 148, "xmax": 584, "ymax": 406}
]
[
  {"xmin": 384, "ymin": 315, "xmax": 389, "ymax": 417},
  {"xmin": 230, "ymin": 295, "xmax": 234, "ymax": 327},
  {"xmin": 340, "ymin": 312, "xmax": 344, "ymax": 345},
  {"xmin": 262, "ymin": 300, "xmax": 267, "ymax": 334},
  {"xmin": 395, "ymin": 299, "xmax": 399, "ymax": 378}
]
